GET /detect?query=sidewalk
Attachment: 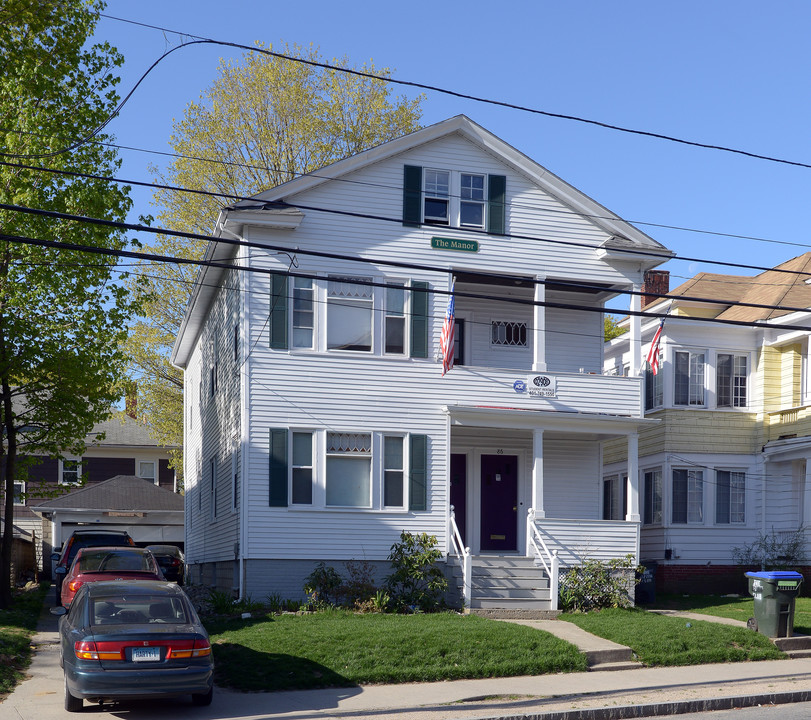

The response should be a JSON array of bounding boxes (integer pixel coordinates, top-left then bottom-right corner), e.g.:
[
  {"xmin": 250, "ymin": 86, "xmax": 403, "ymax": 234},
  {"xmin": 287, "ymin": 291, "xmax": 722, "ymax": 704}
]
[{"xmin": 5, "ymin": 603, "xmax": 811, "ymax": 720}]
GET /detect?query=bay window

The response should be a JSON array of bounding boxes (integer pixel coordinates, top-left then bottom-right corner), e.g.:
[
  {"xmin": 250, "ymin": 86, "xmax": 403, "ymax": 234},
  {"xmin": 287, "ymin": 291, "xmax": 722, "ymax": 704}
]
[
  {"xmin": 643, "ymin": 469, "xmax": 662, "ymax": 525},
  {"xmin": 672, "ymin": 468, "xmax": 703, "ymax": 523},
  {"xmin": 674, "ymin": 351, "xmax": 705, "ymax": 406},
  {"xmin": 717, "ymin": 354, "xmax": 747, "ymax": 408},
  {"xmin": 716, "ymin": 470, "xmax": 745, "ymax": 524}
]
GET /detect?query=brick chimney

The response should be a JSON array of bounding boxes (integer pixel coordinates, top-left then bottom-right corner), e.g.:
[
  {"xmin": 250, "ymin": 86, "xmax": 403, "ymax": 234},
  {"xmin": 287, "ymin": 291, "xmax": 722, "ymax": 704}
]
[{"xmin": 642, "ymin": 270, "xmax": 669, "ymax": 309}]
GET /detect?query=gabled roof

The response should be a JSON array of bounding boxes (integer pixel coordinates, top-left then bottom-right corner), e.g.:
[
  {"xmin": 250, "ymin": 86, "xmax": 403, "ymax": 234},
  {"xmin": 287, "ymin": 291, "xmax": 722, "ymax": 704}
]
[
  {"xmin": 31, "ymin": 475, "xmax": 183, "ymax": 513},
  {"xmin": 172, "ymin": 115, "xmax": 672, "ymax": 367},
  {"xmin": 646, "ymin": 253, "xmax": 811, "ymax": 322},
  {"xmin": 86, "ymin": 414, "xmax": 176, "ymax": 449}
]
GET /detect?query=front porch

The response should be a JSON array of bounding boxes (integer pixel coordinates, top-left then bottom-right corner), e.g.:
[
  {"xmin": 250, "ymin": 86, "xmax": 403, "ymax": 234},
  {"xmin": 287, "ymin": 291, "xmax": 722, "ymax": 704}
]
[{"xmin": 445, "ymin": 411, "xmax": 650, "ymax": 610}]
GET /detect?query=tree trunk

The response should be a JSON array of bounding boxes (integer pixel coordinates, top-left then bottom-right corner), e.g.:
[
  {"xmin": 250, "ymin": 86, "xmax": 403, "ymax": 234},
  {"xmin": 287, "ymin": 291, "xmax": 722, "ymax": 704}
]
[{"xmin": 0, "ymin": 325, "xmax": 14, "ymax": 608}]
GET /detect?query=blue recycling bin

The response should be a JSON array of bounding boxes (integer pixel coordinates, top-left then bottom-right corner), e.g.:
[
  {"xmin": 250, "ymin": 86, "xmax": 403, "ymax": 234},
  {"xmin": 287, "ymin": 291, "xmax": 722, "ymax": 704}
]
[{"xmin": 745, "ymin": 571, "xmax": 803, "ymax": 638}]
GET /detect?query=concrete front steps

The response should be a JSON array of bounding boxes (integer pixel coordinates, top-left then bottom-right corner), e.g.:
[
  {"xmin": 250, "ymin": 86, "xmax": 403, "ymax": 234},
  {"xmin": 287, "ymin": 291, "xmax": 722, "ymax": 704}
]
[{"xmin": 463, "ymin": 556, "xmax": 554, "ymax": 611}]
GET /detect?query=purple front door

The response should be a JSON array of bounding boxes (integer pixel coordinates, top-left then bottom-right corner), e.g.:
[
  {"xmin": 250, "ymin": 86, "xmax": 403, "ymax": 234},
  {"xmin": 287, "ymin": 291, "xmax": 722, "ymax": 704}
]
[{"xmin": 480, "ymin": 454, "xmax": 518, "ymax": 552}]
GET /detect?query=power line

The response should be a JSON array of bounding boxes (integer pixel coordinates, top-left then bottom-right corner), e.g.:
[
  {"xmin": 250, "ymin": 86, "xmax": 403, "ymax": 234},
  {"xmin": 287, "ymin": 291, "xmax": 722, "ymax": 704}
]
[{"xmin": 93, "ymin": 14, "xmax": 811, "ymax": 173}]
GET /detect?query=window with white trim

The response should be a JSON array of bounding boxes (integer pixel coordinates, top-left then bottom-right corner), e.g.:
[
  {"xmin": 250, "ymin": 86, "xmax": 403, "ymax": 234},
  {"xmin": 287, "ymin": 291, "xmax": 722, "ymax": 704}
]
[
  {"xmin": 716, "ymin": 470, "xmax": 745, "ymax": 524},
  {"xmin": 384, "ymin": 284, "xmax": 406, "ymax": 355},
  {"xmin": 60, "ymin": 459, "xmax": 81, "ymax": 485},
  {"xmin": 326, "ymin": 432, "xmax": 372, "ymax": 507},
  {"xmin": 643, "ymin": 469, "xmax": 662, "ymax": 525},
  {"xmin": 717, "ymin": 354, "xmax": 747, "ymax": 408},
  {"xmin": 602, "ymin": 474, "xmax": 627, "ymax": 520},
  {"xmin": 13, "ymin": 481, "xmax": 24, "ymax": 506},
  {"xmin": 138, "ymin": 461, "xmax": 155, "ymax": 481},
  {"xmin": 423, "ymin": 170, "xmax": 450, "ymax": 225},
  {"xmin": 292, "ymin": 276, "xmax": 314, "ymax": 349},
  {"xmin": 327, "ymin": 277, "xmax": 373, "ymax": 352},
  {"xmin": 292, "ymin": 431, "xmax": 313, "ymax": 505},
  {"xmin": 674, "ymin": 351, "xmax": 705, "ymax": 406},
  {"xmin": 672, "ymin": 468, "xmax": 703, "ymax": 523},
  {"xmin": 383, "ymin": 435, "xmax": 405, "ymax": 508},
  {"xmin": 460, "ymin": 173, "xmax": 485, "ymax": 227}
]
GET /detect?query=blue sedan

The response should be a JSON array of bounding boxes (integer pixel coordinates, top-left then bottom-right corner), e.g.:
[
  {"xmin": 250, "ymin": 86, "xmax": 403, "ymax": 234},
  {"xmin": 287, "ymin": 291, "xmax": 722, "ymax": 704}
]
[{"xmin": 52, "ymin": 580, "xmax": 213, "ymax": 712}]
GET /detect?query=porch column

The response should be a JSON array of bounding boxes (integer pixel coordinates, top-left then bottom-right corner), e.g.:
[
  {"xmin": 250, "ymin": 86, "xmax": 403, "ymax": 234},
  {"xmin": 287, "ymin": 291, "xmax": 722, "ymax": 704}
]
[
  {"xmin": 626, "ymin": 432, "xmax": 640, "ymax": 522},
  {"xmin": 803, "ymin": 459, "xmax": 811, "ymax": 528},
  {"xmin": 532, "ymin": 429, "xmax": 545, "ymax": 518},
  {"xmin": 533, "ymin": 276, "xmax": 546, "ymax": 372},
  {"xmin": 629, "ymin": 283, "xmax": 642, "ymax": 376}
]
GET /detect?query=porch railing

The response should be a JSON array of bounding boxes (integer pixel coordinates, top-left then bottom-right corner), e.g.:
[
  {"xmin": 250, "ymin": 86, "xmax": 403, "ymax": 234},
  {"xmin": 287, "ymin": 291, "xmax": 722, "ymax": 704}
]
[
  {"xmin": 448, "ymin": 506, "xmax": 471, "ymax": 607},
  {"xmin": 526, "ymin": 508, "xmax": 560, "ymax": 611}
]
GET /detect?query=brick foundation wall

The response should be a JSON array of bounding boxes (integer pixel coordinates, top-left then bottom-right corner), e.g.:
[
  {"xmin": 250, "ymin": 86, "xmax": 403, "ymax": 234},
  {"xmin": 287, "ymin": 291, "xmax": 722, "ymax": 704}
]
[{"xmin": 654, "ymin": 564, "xmax": 811, "ymax": 597}]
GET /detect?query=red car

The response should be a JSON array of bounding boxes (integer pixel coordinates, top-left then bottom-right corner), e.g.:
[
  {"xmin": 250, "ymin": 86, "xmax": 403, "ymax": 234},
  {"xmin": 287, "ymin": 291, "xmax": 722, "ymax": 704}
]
[{"xmin": 57, "ymin": 547, "xmax": 164, "ymax": 608}]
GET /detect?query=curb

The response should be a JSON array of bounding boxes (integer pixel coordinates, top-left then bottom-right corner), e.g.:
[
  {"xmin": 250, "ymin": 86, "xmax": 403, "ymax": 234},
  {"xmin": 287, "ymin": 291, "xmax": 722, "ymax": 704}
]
[{"xmin": 483, "ymin": 690, "xmax": 811, "ymax": 720}]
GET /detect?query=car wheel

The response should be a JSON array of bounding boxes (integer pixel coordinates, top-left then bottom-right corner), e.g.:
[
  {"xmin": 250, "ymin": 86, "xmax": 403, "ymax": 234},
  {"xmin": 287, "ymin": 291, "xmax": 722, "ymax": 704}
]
[
  {"xmin": 64, "ymin": 675, "xmax": 83, "ymax": 712},
  {"xmin": 191, "ymin": 687, "xmax": 213, "ymax": 706}
]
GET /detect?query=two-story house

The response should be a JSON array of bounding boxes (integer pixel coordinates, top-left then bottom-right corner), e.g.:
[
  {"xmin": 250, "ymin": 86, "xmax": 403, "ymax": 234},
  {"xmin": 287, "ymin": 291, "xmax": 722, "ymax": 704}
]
[
  {"xmin": 171, "ymin": 115, "xmax": 672, "ymax": 609},
  {"xmin": 604, "ymin": 254, "xmax": 811, "ymax": 593}
]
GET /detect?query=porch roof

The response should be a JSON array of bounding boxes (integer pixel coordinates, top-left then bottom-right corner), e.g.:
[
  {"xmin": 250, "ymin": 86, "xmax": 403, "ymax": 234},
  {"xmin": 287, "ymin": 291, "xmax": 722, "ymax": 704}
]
[{"xmin": 443, "ymin": 404, "xmax": 658, "ymax": 437}]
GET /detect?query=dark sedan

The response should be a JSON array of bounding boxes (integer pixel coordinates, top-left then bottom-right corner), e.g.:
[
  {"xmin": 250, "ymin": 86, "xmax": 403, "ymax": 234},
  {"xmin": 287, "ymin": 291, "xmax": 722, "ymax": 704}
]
[
  {"xmin": 145, "ymin": 544, "xmax": 185, "ymax": 585},
  {"xmin": 52, "ymin": 580, "xmax": 213, "ymax": 712}
]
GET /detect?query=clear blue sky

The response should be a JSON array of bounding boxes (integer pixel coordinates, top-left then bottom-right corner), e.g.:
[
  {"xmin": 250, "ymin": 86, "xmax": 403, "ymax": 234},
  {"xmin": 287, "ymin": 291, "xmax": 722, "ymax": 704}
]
[{"xmin": 93, "ymin": 1, "xmax": 811, "ymax": 297}]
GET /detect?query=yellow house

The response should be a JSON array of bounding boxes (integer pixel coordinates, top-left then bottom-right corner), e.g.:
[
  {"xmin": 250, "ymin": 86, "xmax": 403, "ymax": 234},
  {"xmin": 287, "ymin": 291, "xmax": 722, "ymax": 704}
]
[{"xmin": 603, "ymin": 254, "xmax": 811, "ymax": 593}]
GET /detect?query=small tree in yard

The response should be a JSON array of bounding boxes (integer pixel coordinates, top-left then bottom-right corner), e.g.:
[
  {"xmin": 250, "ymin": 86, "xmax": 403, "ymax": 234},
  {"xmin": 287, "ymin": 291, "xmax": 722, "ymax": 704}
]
[
  {"xmin": 385, "ymin": 531, "xmax": 448, "ymax": 612},
  {"xmin": 0, "ymin": 0, "xmax": 141, "ymax": 607}
]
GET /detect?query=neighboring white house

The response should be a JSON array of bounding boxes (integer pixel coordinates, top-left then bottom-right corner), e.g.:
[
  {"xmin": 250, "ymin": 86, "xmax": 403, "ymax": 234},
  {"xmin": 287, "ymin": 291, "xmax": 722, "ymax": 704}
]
[
  {"xmin": 171, "ymin": 115, "xmax": 672, "ymax": 609},
  {"xmin": 603, "ymin": 255, "xmax": 811, "ymax": 594}
]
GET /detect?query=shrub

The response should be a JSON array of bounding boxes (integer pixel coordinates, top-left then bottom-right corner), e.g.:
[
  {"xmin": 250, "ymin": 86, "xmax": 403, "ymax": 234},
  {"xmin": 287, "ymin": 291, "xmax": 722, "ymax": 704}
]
[
  {"xmin": 341, "ymin": 559, "xmax": 377, "ymax": 608},
  {"xmin": 303, "ymin": 562, "xmax": 343, "ymax": 609},
  {"xmin": 385, "ymin": 531, "xmax": 448, "ymax": 612},
  {"xmin": 559, "ymin": 554, "xmax": 641, "ymax": 612},
  {"xmin": 732, "ymin": 527, "xmax": 806, "ymax": 570}
]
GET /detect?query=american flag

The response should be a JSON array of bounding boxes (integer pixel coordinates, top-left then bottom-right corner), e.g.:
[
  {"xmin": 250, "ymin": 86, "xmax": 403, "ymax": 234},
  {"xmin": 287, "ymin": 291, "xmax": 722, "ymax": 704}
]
[
  {"xmin": 440, "ymin": 281, "xmax": 455, "ymax": 376},
  {"xmin": 645, "ymin": 318, "xmax": 665, "ymax": 375}
]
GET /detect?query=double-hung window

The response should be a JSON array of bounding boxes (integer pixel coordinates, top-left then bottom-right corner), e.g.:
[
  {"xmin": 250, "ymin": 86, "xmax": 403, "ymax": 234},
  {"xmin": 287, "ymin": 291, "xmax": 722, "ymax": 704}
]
[
  {"xmin": 716, "ymin": 470, "xmax": 745, "ymax": 524},
  {"xmin": 672, "ymin": 468, "xmax": 704, "ymax": 523},
  {"xmin": 291, "ymin": 432, "xmax": 314, "ymax": 505},
  {"xmin": 384, "ymin": 284, "xmax": 406, "ymax": 355},
  {"xmin": 674, "ymin": 351, "xmax": 705, "ymax": 406},
  {"xmin": 292, "ymin": 277, "xmax": 315, "ymax": 349},
  {"xmin": 327, "ymin": 277, "xmax": 373, "ymax": 352},
  {"xmin": 383, "ymin": 436, "xmax": 405, "ymax": 507},
  {"xmin": 424, "ymin": 170, "xmax": 450, "ymax": 225},
  {"xmin": 460, "ymin": 173, "xmax": 485, "ymax": 227},
  {"xmin": 717, "ymin": 354, "xmax": 747, "ymax": 408},
  {"xmin": 60, "ymin": 459, "xmax": 81, "ymax": 485},
  {"xmin": 643, "ymin": 469, "xmax": 662, "ymax": 525},
  {"xmin": 138, "ymin": 461, "xmax": 155, "ymax": 482},
  {"xmin": 602, "ymin": 474, "xmax": 627, "ymax": 520},
  {"xmin": 326, "ymin": 432, "xmax": 372, "ymax": 507},
  {"xmin": 644, "ymin": 354, "xmax": 663, "ymax": 410}
]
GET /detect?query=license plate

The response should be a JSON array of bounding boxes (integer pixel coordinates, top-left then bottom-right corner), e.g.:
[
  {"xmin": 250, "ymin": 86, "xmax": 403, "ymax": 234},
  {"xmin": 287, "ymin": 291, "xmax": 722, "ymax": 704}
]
[{"xmin": 131, "ymin": 647, "xmax": 161, "ymax": 662}]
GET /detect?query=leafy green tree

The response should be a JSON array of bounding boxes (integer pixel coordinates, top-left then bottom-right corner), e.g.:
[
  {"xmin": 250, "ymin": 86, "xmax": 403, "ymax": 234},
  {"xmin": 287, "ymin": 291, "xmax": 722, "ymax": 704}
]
[
  {"xmin": 128, "ymin": 43, "xmax": 423, "ymax": 476},
  {"xmin": 0, "ymin": 0, "xmax": 140, "ymax": 607},
  {"xmin": 604, "ymin": 314, "xmax": 627, "ymax": 341}
]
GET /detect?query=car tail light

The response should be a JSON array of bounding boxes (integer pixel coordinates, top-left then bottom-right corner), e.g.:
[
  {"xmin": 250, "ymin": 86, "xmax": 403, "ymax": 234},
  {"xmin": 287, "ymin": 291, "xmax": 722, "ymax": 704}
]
[
  {"xmin": 169, "ymin": 558, "xmax": 180, "ymax": 567},
  {"xmin": 67, "ymin": 580, "xmax": 84, "ymax": 593},
  {"xmin": 167, "ymin": 638, "xmax": 211, "ymax": 659},
  {"xmin": 75, "ymin": 641, "xmax": 124, "ymax": 661}
]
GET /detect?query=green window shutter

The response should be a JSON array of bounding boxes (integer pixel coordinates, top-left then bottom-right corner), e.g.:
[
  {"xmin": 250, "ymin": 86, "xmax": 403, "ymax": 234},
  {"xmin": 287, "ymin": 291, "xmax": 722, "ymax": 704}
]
[
  {"xmin": 269, "ymin": 428, "xmax": 288, "ymax": 507},
  {"xmin": 487, "ymin": 174, "xmax": 506, "ymax": 235},
  {"xmin": 403, "ymin": 165, "xmax": 422, "ymax": 227},
  {"xmin": 410, "ymin": 281, "xmax": 429, "ymax": 358},
  {"xmin": 269, "ymin": 273, "xmax": 288, "ymax": 349},
  {"xmin": 409, "ymin": 434, "xmax": 428, "ymax": 511}
]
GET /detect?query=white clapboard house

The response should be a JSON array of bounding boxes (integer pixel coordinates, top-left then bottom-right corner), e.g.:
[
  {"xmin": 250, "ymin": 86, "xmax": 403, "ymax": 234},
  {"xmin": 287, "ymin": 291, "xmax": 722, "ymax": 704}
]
[{"xmin": 171, "ymin": 115, "xmax": 672, "ymax": 609}]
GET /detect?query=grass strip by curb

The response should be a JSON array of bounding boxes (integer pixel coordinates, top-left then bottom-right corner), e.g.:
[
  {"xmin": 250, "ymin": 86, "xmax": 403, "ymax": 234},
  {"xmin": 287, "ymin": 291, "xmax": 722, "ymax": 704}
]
[{"xmin": 562, "ymin": 607, "xmax": 784, "ymax": 666}]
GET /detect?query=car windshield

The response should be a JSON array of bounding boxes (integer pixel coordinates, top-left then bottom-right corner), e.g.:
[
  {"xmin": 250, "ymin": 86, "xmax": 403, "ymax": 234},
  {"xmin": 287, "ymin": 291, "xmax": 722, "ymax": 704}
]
[
  {"xmin": 78, "ymin": 550, "xmax": 155, "ymax": 573},
  {"xmin": 91, "ymin": 595, "xmax": 189, "ymax": 625}
]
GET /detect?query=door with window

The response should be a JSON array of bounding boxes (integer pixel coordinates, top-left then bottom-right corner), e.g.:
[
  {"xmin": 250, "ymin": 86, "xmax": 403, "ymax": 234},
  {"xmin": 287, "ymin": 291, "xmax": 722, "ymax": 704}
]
[{"xmin": 480, "ymin": 454, "xmax": 518, "ymax": 552}]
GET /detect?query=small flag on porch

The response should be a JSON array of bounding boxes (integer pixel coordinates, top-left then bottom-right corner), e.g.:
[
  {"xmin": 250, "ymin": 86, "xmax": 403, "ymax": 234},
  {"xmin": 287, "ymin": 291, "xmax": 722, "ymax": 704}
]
[
  {"xmin": 440, "ymin": 281, "xmax": 455, "ymax": 376},
  {"xmin": 646, "ymin": 317, "xmax": 665, "ymax": 375}
]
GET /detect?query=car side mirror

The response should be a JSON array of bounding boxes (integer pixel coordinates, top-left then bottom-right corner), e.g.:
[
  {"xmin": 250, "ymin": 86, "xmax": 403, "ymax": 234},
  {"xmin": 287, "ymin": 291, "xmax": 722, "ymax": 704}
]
[
  {"xmin": 50, "ymin": 606, "xmax": 67, "ymax": 616},
  {"xmin": 54, "ymin": 566, "xmax": 67, "ymax": 576},
  {"xmin": 50, "ymin": 551, "xmax": 61, "ymax": 561}
]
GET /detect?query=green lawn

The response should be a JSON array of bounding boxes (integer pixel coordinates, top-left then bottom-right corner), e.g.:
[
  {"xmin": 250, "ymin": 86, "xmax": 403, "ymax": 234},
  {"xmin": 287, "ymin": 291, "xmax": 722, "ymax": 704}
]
[
  {"xmin": 562, "ymin": 606, "xmax": 784, "ymax": 666},
  {"xmin": 651, "ymin": 593, "xmax": 811, "ymax": 635},
  {"xmin": 206, "ymin": 610, "xmax": 587, "ymax": 691},
  {"xmin": 0, "ymin": 584, "xmax": 49, "ymax": 697}
]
